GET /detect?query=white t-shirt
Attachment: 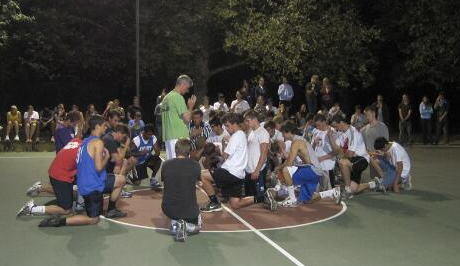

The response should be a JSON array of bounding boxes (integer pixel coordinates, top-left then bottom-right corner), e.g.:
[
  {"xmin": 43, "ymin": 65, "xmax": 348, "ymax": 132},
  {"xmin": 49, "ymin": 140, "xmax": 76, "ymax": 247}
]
[
  {"xmin": 200, "ymin": 106, "xmax": 213, "ymax": 122},
  {"xmin": 388, "ymin": 142, "xmax": 411, "ymax": 179},
  {"xmin": 206, "ymin": 129, "xmax": 230, "ymax": 153},
  {"xmin": 213, "ymin": 102, "xmax": 229, "ymax": 112},
  {"xmin": 266, "ymin": 105, "xmax": 278, "ymax": 114},
  {"xmin": 24, "ymin": 111, "xmax": 39, "ymax": 121},
  {"xmin": 230, "ymin": 100, "xmax": 250, "ymax": 114},
  {"xmin": 336, "ymin": 125, "xmax": 370, "ymax": 162},
  {"xmin": 245, "ymin": 126, "xmax": 270, "ymax": 173},
  {"xmin": 311, "ymin": 128, "xmax": 337, "ymax": 171},
  {"xmin": 222, "ymin": 130, "xmax": 248, "ymax": 179},
  {"xmin": 271, "ymin": 129, "xmax": 284, "ymax": 142}
]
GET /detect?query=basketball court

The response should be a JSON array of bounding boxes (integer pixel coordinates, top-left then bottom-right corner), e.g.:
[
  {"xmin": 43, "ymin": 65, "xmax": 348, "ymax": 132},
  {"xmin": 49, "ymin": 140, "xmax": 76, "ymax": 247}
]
[{"xmin": 1, "ymin": 146, "xmax": 459, "ymax": 266}]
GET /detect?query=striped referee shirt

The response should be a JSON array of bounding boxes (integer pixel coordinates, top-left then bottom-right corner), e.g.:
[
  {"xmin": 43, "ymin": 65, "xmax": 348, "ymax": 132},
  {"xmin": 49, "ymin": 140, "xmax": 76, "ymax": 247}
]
[{"xmin": 189, "ymin": 121, "xmax": 212, "ymax": 150}]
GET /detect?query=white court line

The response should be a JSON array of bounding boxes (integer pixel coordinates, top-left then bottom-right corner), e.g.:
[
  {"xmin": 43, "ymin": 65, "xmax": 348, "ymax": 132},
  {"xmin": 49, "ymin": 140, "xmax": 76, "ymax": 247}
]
[{"xmin": 196, "ymin": 186, "xmax": 306, "ymax": 266}]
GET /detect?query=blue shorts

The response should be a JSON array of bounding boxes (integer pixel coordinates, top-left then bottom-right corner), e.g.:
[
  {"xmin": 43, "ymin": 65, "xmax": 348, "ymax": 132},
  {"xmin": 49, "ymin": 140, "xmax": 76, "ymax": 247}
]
[{"xmin": 289, "ymin": 165, "xmax": 321, "ymax": 201}]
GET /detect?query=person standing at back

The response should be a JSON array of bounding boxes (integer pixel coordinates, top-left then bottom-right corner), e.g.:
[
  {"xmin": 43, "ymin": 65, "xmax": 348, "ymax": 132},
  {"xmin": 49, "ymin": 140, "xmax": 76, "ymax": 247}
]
[
  {"xmin": 278, "ymin": 76, "xmax": 294, "ymax": 114},
  {"xmin": 398, "ymin": 94, "xmax": 413, "ymax": 146},
  {"xmin": 161, "ymin": 75, "xmax": 196, "ymax": 159},
  {"xmin": 419, "ymin": 95, "xmax": 433, "ymax": 145},
  {"xmin": 434, "ymin": 91, "xmax": 449, "ymax": 145}
]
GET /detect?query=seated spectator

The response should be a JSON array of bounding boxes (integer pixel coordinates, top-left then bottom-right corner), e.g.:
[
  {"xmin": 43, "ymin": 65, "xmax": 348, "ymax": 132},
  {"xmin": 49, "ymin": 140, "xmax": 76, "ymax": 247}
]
[
  {"xmin": 301, "ymin": 113, "xmax": 315, "ymax": 142},
  {"xmin": 351, "ymin": 105, "xmax": 367, "ymax": 130},
  {"xmin": 24, "ymin": 105, "xmax": 40, "ymax": 143},
  {"xmin": 295, "ymin": 104, "xmax": 308, "ymax": 128},
  {"xmin": 254, "ymin": 95, "xmax": 267, "ymax": 118},
  {"xmin": 128, "ymin": 111, "xmax": 145, "ymax": 138},
  {"xmin": 112, "ymin": 99, "xmax": 126, "ymax": 121},
  {"xmin": 127, "ymin": 96, "xmax": 142, "ymax": 121},
  {"xmin": 328, "ymin": 102, "xmax": 346, "ymax": 120},
  {"xmin": 199, "ymin": 96, "xmax": 213, "ymax": 122},
  {"xmin": 189, "ymin": 110, "xmax": 212, "ymax": 150},
  {"xmin": 213, "ymin": 93, "xmax": 229, "ymax": 112},
  {"xmin": 230, "ymin": 91, "xmax": 250, "ymax": 114},
  {"xmin": 38, "ymin": 107, "xmax": 55, "ymax": 142},
  {"xmin": 54, "ymin": 103, "xmax": 66, "ymax": 130},
  {"xmin": 161, "ymin": 138, "xmax": 202, "ymax": 242},
  {"xmin": 4, "ymin": 105, "xmax": 22, "ymax": 141},
  {"xmin": 266, "ymin": 98, "xmax": 278, "ymax": 115}
]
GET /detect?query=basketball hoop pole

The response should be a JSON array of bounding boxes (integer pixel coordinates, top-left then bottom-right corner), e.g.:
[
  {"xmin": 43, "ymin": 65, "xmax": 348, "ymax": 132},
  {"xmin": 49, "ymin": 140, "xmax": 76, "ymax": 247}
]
[{"xmin": 135, "ymin": 0, "xmax": 140, "ymax": 99}]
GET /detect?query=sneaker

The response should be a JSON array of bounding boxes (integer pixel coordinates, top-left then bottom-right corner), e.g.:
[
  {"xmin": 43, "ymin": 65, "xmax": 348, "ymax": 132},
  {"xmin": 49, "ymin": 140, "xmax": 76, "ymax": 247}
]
[
  {"xmin": 265, "ymin": 188, "xmax": 278, "ymax": 211},
  {"xmin": 126, "ymin": 170, "xmax": 136, "ymax": 185},
  {"xmin": 402, "ymin": 175, "xmax": 412, "ymax": 191},
  {"xmin": 150, "ymin": 179, "xmax": 163, "ymax": 192},
  {"xmin": 26, "ymin": 181, "xmax": 42, "ymax": 197},
  {"xmin": 4, "ymin": 135, "xmax": 10, "ymax": 141},
  {"xmin": 200, "ymin": 202, "xmax": 222, "ymax": 213},
  {"xmin": 120, "ymin": 190, "xmax": 133, "ymax": 198},
  {"xmin": 174, "ymin": 219, "xmax": 186, "ymax": 242},
  {"xmin": 279, "ymin": 198, "xmax": 298, "ymax": 208},
  {"xmin": 50, "ymin": 136, "xmax": 55, "ymax": 143},
  {"xmin": 105, "ymin": 209, "xmax": 127, "ymax": 218},
  {"xmin": 38, "ymin": 215, "xmax": 62, "ymax": 227},
  {"xmin": 17, "ymin": 199, "xmax": 36, "ymax": 217},
  {"xmin": 332, "ymin": 187, "xmax": 342, "ymax": 205},
  {"xmin": 14, "ymin": 135, "xmax": 19, "ymax": 141},
  {"xmin": 374, "ymin": 176, "xmax": 386, "ymax": 194},
  {"xmin": 343, "ymin": 190, "xmax": 354, "ymax": 201},
  {"xmin": 75, "ymin": 201, "xmax": 85, "ymax": 212}
]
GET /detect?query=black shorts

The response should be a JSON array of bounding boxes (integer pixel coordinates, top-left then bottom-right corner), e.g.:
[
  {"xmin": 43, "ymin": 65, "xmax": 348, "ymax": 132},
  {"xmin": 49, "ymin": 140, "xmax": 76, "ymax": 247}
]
[
  {"xmin": 135, "ymin": 155, "xmax": 162, "ymax": 180},
  {"xmin": 83, "ymin": 174, "xmax": 116, "ymax": 218},
  {"xmin": 349, "ymin": 156, "xmax": 369, "ymax": 184},
  {"xmin": 49, "ymin": 176, "xmax": 74, "ymax": 211},
  {"xmin": 210, "ymin": 168, "xmax": 243, "ymax": 198}
]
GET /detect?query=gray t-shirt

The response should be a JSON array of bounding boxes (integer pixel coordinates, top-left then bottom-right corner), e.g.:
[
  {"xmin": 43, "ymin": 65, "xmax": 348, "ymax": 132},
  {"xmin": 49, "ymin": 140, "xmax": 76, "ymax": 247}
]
[{"xmin": 360, "ymin": 121, "xmax": 389, "ymax": 151}]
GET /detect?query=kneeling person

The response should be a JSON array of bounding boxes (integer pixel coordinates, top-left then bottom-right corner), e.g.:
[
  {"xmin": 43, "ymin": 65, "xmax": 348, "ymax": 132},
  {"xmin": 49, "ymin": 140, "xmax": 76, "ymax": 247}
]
[
  {"xmin": 266, "ymin": 121, "xmax": 341, "ymax": 210},
  {"xmin": 38, "ymin": 115, "xmax": 127, "ymax": 227},
  {"xmin": 161, "ymin": 139, "xmax": 202, "ymax": 242}
]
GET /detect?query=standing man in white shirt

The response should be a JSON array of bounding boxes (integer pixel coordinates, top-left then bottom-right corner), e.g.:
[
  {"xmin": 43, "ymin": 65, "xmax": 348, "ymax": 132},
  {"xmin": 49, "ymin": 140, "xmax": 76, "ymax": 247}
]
[
  {"xmin": 199, "ymin": 113, "xmax": 255, "ymax": 212},
  {"xmin": 278, "ymin": 76, "xmax": 294, "ymax": 114},
  {"xmin": 24, "ymin": 105, "xmax": 40, "ymax": 143},
  {"xmin": 244, "ymin": 110, "xmax": 270, "ymax": 203}
]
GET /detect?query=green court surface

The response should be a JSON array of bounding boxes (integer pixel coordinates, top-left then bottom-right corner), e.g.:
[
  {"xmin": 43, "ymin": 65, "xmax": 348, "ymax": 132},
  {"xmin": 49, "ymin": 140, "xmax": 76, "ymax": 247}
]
[{"xmin": 1, "ymin": 147, "xmax": 460, "ymax": 266}]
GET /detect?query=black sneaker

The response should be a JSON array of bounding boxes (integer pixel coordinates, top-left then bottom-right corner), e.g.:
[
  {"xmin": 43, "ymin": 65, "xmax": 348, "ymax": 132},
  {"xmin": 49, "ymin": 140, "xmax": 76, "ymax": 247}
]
[
  {"xmin": 105, "ymin": 209, "xmax": 127, "ymax": 218},
  {"xmin": 174, "ymin": 219, "xmax": 186, "ymax": 242},
  {"xmin": 38, "ymin": 215, "xmax": 62, "ymax": 227},
  {"xmin": 200, "ymin": 202, "xmax": 222, "ymax": 213}
]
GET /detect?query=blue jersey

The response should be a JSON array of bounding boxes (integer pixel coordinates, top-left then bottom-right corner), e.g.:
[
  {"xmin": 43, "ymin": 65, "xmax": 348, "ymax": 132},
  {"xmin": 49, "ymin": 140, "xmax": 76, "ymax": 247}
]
[
  {"xmin": 76, "ymin": 135, "xmax": 107, "ymax": 196},
  {"xmin": 133, "ymin": 135, "xmax": 157, "ymax": 164}
]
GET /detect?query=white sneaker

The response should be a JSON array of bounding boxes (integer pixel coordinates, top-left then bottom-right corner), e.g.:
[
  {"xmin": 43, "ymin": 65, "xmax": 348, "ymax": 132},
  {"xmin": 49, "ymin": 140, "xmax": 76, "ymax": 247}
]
[
  {"xmin": 279, "ymin": 198, "xmax": 298, "ymax": 208},
  {"xmin": 51, "ymin": 136, "xmax": 55, "ymax": 142},
  {"xmin": 17, "ymin": 199, "xmax": 36, "ymax": 217},
  {"xmin": 14, "ymin": 135, "xmax": 19, "ymax": 141},
  {"xmin": 332, "ymin": 187, "xmax": 342, "ymax": 205},
  {"xmin": 374, "ymin": 176, "xmax": 386, "ymax": 194},
  {"xmin": 26, "ymin": 181, "xmax": 42, "ymax": 197},
  {"xmin": 4, "ymin": 135, "xmax": 10, "ymax": 141},
  {"xmin": 403, "ymin": 176, "xmax": 412, "ymax": 191}
]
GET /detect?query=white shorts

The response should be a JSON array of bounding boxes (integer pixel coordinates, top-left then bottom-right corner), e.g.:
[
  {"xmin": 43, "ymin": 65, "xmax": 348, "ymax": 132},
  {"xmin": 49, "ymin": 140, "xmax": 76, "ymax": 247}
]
[{"xmin": 165, "ymin": 139, "xmax": 178, "ymax": 160}]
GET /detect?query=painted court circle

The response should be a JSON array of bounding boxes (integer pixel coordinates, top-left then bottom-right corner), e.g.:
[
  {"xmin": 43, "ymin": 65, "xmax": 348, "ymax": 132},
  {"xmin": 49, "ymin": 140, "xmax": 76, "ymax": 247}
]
[{"xmin": 101, "ymin": 189, "xmax": 347, "ymax": 232}]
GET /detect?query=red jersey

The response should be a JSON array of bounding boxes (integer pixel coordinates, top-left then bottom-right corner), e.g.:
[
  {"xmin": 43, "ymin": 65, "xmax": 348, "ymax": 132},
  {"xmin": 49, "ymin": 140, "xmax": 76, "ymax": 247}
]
[{"xmin": 48, "ymin": 138, "xmax": 82, "ymax": 183}]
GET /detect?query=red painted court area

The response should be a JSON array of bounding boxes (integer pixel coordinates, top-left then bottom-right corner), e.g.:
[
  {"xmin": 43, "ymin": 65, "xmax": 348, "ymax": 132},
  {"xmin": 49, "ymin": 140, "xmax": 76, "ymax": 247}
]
[{"xmin": 103, "ymin": 189, "xmax": 345, "ymax": 232}]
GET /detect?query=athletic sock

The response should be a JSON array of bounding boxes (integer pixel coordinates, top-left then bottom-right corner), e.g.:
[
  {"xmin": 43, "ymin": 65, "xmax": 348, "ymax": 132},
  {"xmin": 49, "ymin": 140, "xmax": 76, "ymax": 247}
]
[
  {"xmin": 30, "ymin": 205, "xmax": 46, "ymax": 215},
  {"xmin": 59, "ymin": 218, "xmax": 67, "ymax": 226},
  {"xmin": 209, "ymin": 195, "xmax": 219, "ymax": 204},
  {"xmin": 368, "ymin": 181, "xmax": 376, "ymax": 189},
  {"xmin": 287, "ymin": 186, "xmax": 297, "ymax": 202},
  {"xmin": 107, "ymin": 200, "xmax": 117, "ymax": 212},
  {"xmin": 319, "ymin": 189, "xmax": 334, "ymax": 199}
]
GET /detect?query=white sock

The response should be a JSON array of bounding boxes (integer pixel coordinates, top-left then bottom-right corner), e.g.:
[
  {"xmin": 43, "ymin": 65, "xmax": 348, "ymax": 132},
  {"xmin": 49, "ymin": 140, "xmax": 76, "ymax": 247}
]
[
  {"xmin": 345, "ymin": 186, "xmax": 352, "ymax": 193},
  {"xmin": 77, "ymin": 195, "xmax": 85, "ymax": 205},
  {"xmin": 30, "ymin": 205, "xmax": 46, "ymax": 215},
  {"xmin": 319, "ymin": 189, "xmax": 334, "ymax": 199},
  {"xmin": 287, "ymin": 186, "xmax": 297, "ymax": 202},
  {"xmin": 368, "ymin": 181, "xmax": 376, "ymax": 189}
]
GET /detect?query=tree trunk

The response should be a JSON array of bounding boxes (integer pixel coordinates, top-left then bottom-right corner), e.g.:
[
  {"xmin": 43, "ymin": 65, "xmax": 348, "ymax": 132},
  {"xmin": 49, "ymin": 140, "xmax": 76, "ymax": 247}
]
[{"xmin": 192, "ymin": 54, "xmax": 211, "ymax": 102}]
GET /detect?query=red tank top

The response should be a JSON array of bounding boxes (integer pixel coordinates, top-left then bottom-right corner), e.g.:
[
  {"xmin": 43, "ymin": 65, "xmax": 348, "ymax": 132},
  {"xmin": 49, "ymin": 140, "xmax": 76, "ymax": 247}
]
[{"xmin": 48, "ymin": 138, "xmax": 82, "ymax": 183}]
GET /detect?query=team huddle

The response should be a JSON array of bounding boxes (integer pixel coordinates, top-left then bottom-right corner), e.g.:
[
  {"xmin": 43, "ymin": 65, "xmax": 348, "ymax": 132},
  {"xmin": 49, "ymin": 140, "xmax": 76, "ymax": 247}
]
[{"xmin": 16, "ymin": 75, "xmax": 412, "ymax": 243}]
